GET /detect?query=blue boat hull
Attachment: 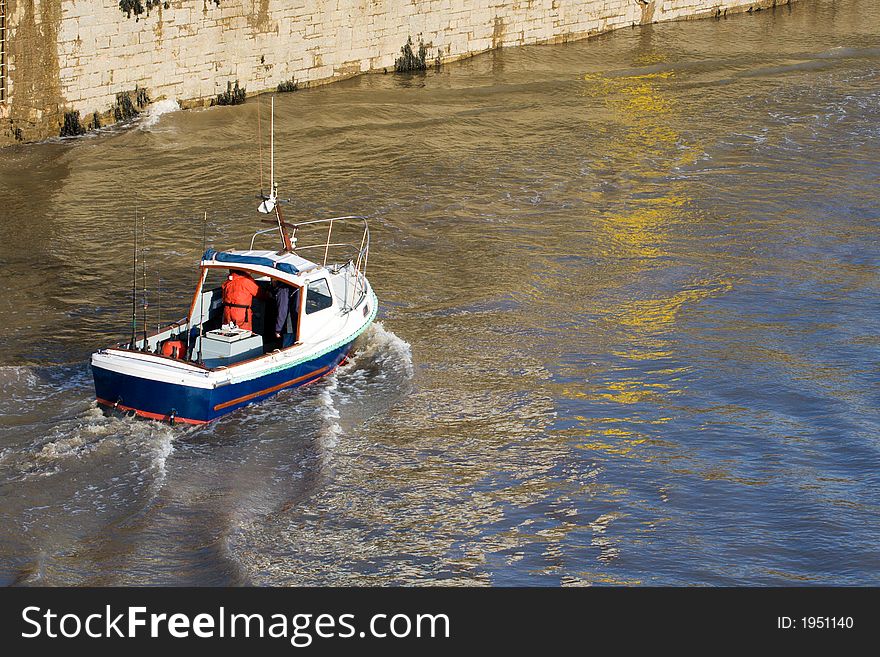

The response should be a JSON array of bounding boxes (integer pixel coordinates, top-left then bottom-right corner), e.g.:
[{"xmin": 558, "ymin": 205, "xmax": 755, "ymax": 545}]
[{"xmin": 93, "ymin": 342, "xmax": 352, "ymax": 424}]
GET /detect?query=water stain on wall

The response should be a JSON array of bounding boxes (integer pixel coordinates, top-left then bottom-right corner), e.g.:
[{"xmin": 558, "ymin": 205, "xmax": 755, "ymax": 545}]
[
  {"xmin": 3, "ymin": 0, "xmax": 62, "ymax": 144},
  {"xmin": 637, "ymin": 1, "xmax": 657, "ymax": 25}
]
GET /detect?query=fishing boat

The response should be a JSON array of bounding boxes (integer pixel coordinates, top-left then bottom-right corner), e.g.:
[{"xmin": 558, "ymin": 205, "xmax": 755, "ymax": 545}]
[{"xmin": 90, "ymin": 100, "xmax": 377, "ymax": 424}]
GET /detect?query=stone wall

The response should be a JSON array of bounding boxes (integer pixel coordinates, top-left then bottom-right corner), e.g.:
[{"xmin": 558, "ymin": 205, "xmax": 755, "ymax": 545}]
[{"xmin": 0, "ymin": 0, "xmax": 796, "ymax": 146}]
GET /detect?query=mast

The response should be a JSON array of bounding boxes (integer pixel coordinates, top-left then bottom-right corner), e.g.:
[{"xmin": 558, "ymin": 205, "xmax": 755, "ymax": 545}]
[{"xmin": 270, "ymin": 97, "xmax": 294, "ymax": 252}]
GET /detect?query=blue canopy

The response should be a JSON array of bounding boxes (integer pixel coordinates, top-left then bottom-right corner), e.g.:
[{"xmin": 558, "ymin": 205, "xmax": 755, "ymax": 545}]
[{"xmin": 202, "ymin": 249, "xmax": 303, "ymax": 275}]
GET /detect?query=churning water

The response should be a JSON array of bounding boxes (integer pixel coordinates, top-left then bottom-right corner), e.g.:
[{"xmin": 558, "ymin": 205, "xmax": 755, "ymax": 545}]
[{"xmin": 0, "ymin": 0, "xmax": 878, "ymax": 585}]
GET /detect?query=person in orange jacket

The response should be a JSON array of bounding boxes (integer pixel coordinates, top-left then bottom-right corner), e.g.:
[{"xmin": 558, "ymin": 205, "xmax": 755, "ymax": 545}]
[{"xmin": 222, "ymin": 270, "xmax": 269, "ymax": 331}]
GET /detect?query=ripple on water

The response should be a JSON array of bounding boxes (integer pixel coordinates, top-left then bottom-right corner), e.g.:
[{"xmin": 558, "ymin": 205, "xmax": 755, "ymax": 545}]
[{"xmin": 1, "ymin": 0, "xmax": 879, "ymax": 585}]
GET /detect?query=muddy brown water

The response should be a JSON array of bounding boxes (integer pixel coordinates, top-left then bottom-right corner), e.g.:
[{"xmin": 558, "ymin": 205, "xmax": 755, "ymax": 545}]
[{"xmin": 0, "ymin": 0, "xmax": 878, "ymax": 584}]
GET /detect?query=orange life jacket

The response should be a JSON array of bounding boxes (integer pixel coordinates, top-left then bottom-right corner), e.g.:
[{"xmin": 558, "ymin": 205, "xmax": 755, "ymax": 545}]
[{"xmin": 222, "ymin": 272, "xmax": 260, "ymax": 330}]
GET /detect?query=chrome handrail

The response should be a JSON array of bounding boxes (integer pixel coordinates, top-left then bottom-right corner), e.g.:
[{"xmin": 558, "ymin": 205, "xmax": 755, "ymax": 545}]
[
  {"xmin": 250, "ymin": 216, "xmax": 369, "ymax": 264},
  {"xmin": 249, "ymin": 227, "xmax": 279, "ymax": 250},
  {"xmin": 248, "ymin": 216, "xmax": 371, "ymax": 306}
]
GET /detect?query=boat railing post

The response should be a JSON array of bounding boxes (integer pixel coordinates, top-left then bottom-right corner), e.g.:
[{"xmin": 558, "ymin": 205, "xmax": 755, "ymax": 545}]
[
  {"xmin": 355, "ymin": 226, "xmax": 367, "ymax": 274},
  {"xmin": 342, "ymin": 259, "xmax": 350, "ymax": 312},
  {"xmin": 323, "ymin": 219, "xmax": 334, "ymax": 267},
  {"xmin": 363, "ymin": 224, "xmax": 370, "ymax": 278},
  {"xmin": 196, "ymin": 284, "xmax": 205, "ymax": 364},
  {"xmin": 187, "ymin": 266, "xmax": 208, "ymax": 363}
]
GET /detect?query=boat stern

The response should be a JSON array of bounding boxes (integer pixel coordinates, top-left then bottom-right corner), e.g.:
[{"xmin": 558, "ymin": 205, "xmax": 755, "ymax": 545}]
[{"xmin": 91, "ymin": 349, "xmax": 215, "ymax": 424}]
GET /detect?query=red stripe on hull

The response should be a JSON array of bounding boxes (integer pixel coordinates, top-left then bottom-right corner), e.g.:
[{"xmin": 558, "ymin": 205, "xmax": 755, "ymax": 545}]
[
  {"xmin": 95, "ymin": 352, "xmax": 347, "ymax": 425},
  {"xmin": 95, "ymin": 397, "xmax": 208, "ymax": 425},
  {"xmin": 212, "ymin": 364, "xmax": 333, "ymax": 411}
]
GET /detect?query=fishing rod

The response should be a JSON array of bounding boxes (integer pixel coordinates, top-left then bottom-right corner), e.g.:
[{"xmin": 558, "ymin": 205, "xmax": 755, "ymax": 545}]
[
  {"xmin": 156, "ymin": 273, "xmax": 162, "ymax": 333},
  {"xmin": 130, "ymin": 210, "xmax": 137, "ymax": 349},
  {"xmin": 141, "ymin": 214, "xmax": 149, "ymax": 351},
  {"xmin": 270, "ymin": 95, "xmax": 274, "ymax": 200},
  {"xmin": 196, "ymin": 210, "xmax": 207, "ymax": 364},
  {"xmin": 184, "ymin": 213, "xmax": 201, "ymax": 360}
]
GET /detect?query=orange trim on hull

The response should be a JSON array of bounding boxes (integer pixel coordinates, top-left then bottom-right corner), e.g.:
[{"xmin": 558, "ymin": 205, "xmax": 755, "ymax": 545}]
[
  {"xmin": 213, "ymin": 364, "xmax": 332, "ymax": 411},
  {"xmin": 96, "ymin": 397, "xmax": 208, "ymax": 425}
]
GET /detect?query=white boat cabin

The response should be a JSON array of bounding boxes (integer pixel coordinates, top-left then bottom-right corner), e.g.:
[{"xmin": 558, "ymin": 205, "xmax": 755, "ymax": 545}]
[{"xmin": 124, "ymin": 216, "xmax": 373, "ymax": 371}]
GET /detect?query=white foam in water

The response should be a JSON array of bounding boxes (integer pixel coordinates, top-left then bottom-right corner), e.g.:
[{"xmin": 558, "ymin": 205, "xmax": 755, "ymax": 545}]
[
  {"xmin": 28, "ymin": 406, "xmax": 107, "ymax": 463},
  {"xmin": 147, "ymin": 428, "xmax": 175, "ymax": 491},
  {"xmin": 0, "ymin": 365, "xmax": 42, "ymax": 406},
  {"xmin": 317, "ymin": 374, "xmax": 343, "ymax": 450},
  {"xmin": 12, "ymin": 403, "xmax": 176, "ymax": 490},
  {"xmin": 0, "ymin": 364, "xmax": 91, "ymax": 413},
  {"xmin": 354, "ymin": 321, "xmax": 414, "ymax": 379},
  {"xmin": 312, "ymin": 323, "xmax": 413, "ymax": 450},
  {"xmin": 140, "ymin": 99, "xmax": 180, "ymax": 129},
  {"xmin": 98, "ymin": 412, "xmax": 176, "ymax": 486},
  {"xmin": 0, "ymin": 365, "xmax": 39, "ymax": 387}
]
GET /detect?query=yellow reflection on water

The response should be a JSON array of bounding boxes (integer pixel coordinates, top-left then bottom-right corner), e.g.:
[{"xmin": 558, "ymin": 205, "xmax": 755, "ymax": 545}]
[
  {"xmin": 561, "ymin": 66, "xmax": 735, "ymax": 476},
  {"xmin": 615, "ymin": 279, "xmax": 733, "ymax": 335}
]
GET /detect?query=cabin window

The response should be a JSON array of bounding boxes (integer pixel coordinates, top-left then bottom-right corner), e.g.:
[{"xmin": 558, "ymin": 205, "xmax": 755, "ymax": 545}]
[
  {"xmin": 0, "ymin": 0, "xmax": 6, "ymax": 103},
  {"xmin": 306, "ymin": 279, "xmax": 333, "ymax": 314}
]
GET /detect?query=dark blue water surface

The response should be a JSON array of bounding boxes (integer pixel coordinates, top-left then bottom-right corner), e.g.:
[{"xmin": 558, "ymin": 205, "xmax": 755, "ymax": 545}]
[{"xmin": 0, "ymin": 0, "xmax": 877, "ymax": 585}]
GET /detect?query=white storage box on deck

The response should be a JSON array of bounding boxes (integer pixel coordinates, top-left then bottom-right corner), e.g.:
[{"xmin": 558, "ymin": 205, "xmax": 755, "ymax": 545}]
[{"xmin": 194, "ymin": 327, "xmax": 263, "ymax": 368}]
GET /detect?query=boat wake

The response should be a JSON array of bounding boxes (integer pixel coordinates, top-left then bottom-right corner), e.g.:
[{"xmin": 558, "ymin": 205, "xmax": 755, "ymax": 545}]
[
  {"xmin": 319, "ymin": 321, "xmax": 415, "ymax": 442},
  {"xmin": 219, "ymin": 322, "xmax": 414, "ymax": 582},
  {"xmin": 0, "ymin": 363, "xmax": 89, "ymax": 409},
  {"xmin": 1, "ymin": 402, "xmax": 177, "ymax": 486},
  {"xmin": 334, "ymin": 321, "xmax": 414, "ymax": 400},
  {"xmin": 316, "ymin": 374, "xmax": 343, "ymax": 450},
  {"xmin": 0, "ymin": 362, "xmax": 177, "ymax": 486},
  {"xmin": 0, "ymin": 323, "xmax": 412, "ymax": 585},
  {"xmin": 349, "ymin": 320, "xmax": 415, "ymax": 380}
]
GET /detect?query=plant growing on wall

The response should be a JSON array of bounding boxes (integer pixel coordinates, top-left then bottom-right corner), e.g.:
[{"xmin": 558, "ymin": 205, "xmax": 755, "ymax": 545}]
[
  {"xmin": 394, "ymin": 36, "xmax": 428, "ymax": 73},
  {"xmin": 114, "ymin": 91, "xmax": 139, "ymax": 121},
  {"xmin": 112, "ymin": 86, "xmax": 149, "ymax": 122},
  {"xmin": 136, "ymin": 86, "xmax": 150, "ymax": 108},
  {"xmin": 214, "ymin": 80, "xmax": 246, "ymax": 106},
  {"xmin": 277, "ymin": 78, "xmax": 297, "ymax": 93},
  {"xmin": 119, "ymin": 0, "xmax": 143, "ymax": 18},
  {"xmin": 60, "ymin": 111, "xmax": 85, "ymax": 137},
  {"xmin": 119, "ymin": 0, "xmax": 174, "ymax": 19}
]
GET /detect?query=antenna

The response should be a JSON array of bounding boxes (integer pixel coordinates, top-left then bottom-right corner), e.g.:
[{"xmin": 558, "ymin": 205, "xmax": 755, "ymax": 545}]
[
  {"xmin": 254, "ymin": 96, "xmax": 293, "ymax": 252},
  {"xmin": 270, "ymin": 95, "xmax": 274, "ymax": 191},
  {"xmin": 257, "ymin": 96, "xmax": 277, "ymax": 215},
  {"xmin": 257, "ymin": 95, "xmax": 264, "ymax": 197},
  {"xmin": 255, "ymin": 96, "xmax": 292, "ymax": 251}
]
